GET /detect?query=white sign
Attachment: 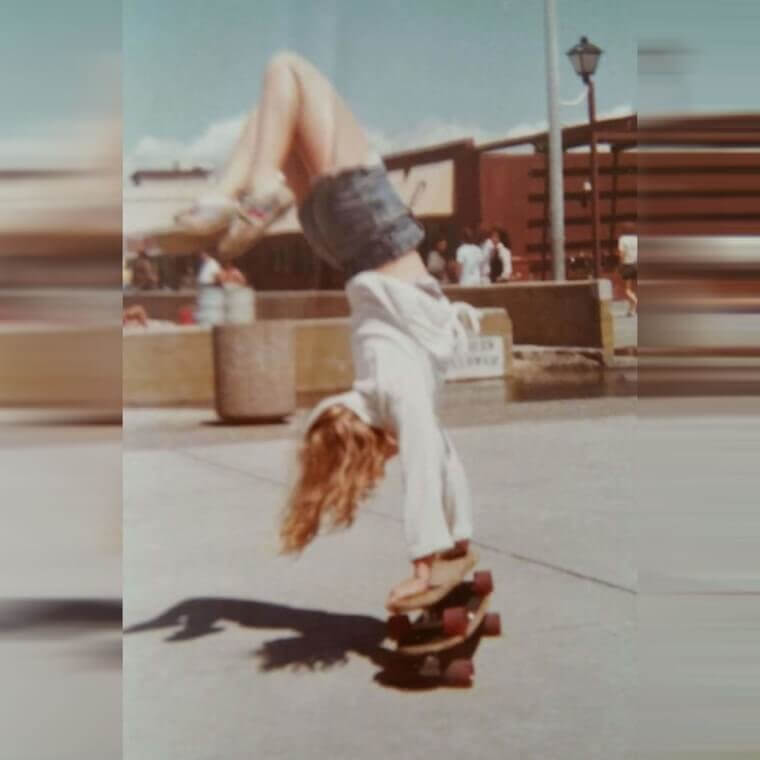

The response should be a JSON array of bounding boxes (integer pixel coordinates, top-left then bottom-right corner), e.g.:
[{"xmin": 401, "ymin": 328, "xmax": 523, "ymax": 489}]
[{"xmin": 445, "ymin": 336, "xmax": 505, "ymax": 381}]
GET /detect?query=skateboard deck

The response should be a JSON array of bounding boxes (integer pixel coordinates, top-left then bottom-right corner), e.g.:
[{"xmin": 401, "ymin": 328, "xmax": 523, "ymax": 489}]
[
  {"xmin": 396, "ymin": 582, "xmax": 492, "ymax": 655},
  {"xmin": 387, "ymin": 550, "xmax": 479, "ymax": 614}
]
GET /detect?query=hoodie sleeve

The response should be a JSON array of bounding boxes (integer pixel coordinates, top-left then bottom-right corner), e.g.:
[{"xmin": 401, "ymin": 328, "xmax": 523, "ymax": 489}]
[{"xmin": 383, "ymin": 368, "xmax": 454, "ymax": 559}]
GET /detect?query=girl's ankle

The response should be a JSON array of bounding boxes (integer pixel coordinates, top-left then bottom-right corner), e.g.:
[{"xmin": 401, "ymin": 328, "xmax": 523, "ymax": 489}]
[
  {"xmin": 413, "ymin": 555, "xmax": 434, "ymax": 582},
  {"xmin": 246, "ymin": 168, "xmax": 286, "ymax": 199}
]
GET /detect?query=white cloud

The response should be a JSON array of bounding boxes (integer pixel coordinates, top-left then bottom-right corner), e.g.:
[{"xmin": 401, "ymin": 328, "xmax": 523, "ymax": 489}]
[
  {"xmin": 598, "ymin": 104, "xmax": 635, "ymax": 119},
  {"xmin": 127, "ymin": 114, "xmax": 247, "ymax": 175},
  {"xmin": 127, "ymin": 116, "xmax": 513, "ymax": 172}
]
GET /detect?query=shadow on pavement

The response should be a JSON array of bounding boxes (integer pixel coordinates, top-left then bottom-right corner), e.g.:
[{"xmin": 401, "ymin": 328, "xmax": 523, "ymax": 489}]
[
  {"xmin": 0, "ymin": 598, "xmax": 122, "ymax": 636},
  {"xmin": 125, "ymin": 597, "xmax": 482, "ymax": 690}
]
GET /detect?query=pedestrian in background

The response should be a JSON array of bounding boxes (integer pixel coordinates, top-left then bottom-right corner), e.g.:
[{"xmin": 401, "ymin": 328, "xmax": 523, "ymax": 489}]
[
  {"xmin": 196, "ymin": 251, "xmax": 223, "ymax": 287},
  {"xmin": 617, "ymin": 221, "xmax": 638, "ymax": 316},
  {"xmin": 131, "ymin": 249, "xmax": 159, "ymax": 290},
  {"xmin": 482, "ymin": 229, "xmax": 512, "ymax": 283},
  {"xmin": 426, "ymin": 235, "xmax": 450, "ymax": 283},
  {"xmin": 455, "ymin": 228, "xmax": 484, "ymax": 286}
]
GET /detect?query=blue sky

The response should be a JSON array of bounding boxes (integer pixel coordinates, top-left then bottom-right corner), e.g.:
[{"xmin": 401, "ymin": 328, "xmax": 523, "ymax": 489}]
[
  {"xmin": 122, "ymin": 0, "xmax": 639, "ymax": 163},
  {"xmin": 0, "ymin": 0, "xmax": 756, "ymax": 168}
]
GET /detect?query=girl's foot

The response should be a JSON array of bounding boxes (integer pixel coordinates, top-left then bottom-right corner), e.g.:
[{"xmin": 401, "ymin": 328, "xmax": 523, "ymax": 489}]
[
  {"xmin": 238, "ymin": 174, "xmax": 294, "ymax": 228},
  {"xmin": 174, "ymin": 193, "xmax": 239, "ymax": 236},
  {"xmin": 217, "ymin": 216, "xmax": 260, "ymax": 260},
  {"xmin": 217, "ymin": 173, "xmax": 294, "ymax": 259}
]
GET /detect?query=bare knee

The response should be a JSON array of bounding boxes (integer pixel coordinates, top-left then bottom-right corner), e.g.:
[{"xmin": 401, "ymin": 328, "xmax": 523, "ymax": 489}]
[{"xmin": 267, "ymin": 50, "xmax": 307, "ymax": 76}]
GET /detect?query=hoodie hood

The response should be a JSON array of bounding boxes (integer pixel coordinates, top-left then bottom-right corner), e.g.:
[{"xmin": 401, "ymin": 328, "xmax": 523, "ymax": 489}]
[{"xmin": 303, "ymin": 389, "xmax": 375, "ymax": 433}]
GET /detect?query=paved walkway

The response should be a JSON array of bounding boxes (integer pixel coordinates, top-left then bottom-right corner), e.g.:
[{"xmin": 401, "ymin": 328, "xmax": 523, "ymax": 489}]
[
  {"xmin": 123, "ymin": 388, "xmax": 638, "ymax": 759},
  {"xmin": 3, "ymin": 386, "xmax": 756, "ymax": 758}
]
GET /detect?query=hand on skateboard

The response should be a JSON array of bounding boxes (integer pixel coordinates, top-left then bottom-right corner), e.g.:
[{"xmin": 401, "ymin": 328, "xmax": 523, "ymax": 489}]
[{"xmin": 386, "ymin": 550, "xmax": 479, "ymax": 614}]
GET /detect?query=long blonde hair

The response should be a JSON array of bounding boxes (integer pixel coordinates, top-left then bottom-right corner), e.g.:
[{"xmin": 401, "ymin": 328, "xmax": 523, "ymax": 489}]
[{"xmin": 281, "ymin": 405, "xmax": 397, "ymax": 553}]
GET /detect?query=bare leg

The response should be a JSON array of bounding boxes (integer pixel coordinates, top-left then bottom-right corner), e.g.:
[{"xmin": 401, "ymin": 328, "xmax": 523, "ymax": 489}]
[
  {"xmin": 625, "ymin": 282, "xmax": 638, "ymax": 315},
  {"xmin": 281, "ymin": 148, "xmax": 312, "ymax": 208},
  {"xmin": 245, "ymin": 52, "xmax": 371, "ymax": 192},
  {"xmin": 232, "ymin": 55, "xmax": 427, "ymax": 285},
  {"xmin": 215, "ymin": 107, "xmax": 260, "ymax": 198},
  {"xmin": 176, "ymin": 52, "xmax": 371, "ymax": 240},
  {"xmin": 209, "ymin": 105, "xmax": 311, "ymax": 204},
  {"xmin": 215, "ymin": 52, "xmax": 372, "ymax": 202},
  {"xmin": 214, "ymin": 53, "xmax": 374, "ymax": 257}
]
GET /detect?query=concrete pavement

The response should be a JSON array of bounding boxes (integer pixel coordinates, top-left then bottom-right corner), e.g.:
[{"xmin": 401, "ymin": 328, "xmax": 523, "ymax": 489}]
[{"xmin": 124, "ymin": 386, "xmax": 637, "ymax": 759}]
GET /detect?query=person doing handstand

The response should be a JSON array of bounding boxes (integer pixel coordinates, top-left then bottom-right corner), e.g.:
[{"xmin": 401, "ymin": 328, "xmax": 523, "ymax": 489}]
[{"xmin": 173, "ymin": 52, "xmax": 479, "ymax": 609}]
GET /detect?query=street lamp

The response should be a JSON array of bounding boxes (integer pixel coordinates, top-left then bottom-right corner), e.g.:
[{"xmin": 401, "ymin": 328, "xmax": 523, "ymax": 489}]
[
  {"xmin": 567, "ymin": 36, "xmax": 603, "ymax": 82},
  {"xmin": 567, "ymin": 36, "xmax": 603, "ymax": 277}
]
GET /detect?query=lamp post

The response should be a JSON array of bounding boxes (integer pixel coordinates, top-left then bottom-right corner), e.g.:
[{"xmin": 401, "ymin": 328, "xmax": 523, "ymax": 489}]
[
  {"xmin": 567, "ymin": 36, "xmax": 603, "ymax": 277},
  {"xmin": 544, "ymin": 0, "xmax": 566, "ymax": 281}
]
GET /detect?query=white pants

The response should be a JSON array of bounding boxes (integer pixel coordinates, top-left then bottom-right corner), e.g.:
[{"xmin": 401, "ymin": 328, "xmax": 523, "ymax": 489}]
[{"xmin": 354, "ymin": 335, "xmax": 474, "ymax": 560}]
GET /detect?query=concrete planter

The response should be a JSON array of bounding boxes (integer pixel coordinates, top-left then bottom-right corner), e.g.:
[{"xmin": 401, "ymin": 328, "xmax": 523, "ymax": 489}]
[{"xmin": 213, "ymin": 321, "xmax": 295, "ymax": 421}]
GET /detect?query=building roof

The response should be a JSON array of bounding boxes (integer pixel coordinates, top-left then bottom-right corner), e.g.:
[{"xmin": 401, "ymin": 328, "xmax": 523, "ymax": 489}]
[
  {"xmin": 478, "ymin": 112, "xmax": 760, "ymax": 153},
  {"xmin": 130, "ymin": 166, "xmax": 211, "ymax": 185}
]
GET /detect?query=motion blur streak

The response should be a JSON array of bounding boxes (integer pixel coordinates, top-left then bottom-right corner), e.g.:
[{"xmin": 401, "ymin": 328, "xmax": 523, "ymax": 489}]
[
  {"xmin": 634, "ymin": 37, "xmax": 760, "ymax": 758},
  {"xmin": 0, "ymin": 2, "xmax": 122, "ymax": 758}
]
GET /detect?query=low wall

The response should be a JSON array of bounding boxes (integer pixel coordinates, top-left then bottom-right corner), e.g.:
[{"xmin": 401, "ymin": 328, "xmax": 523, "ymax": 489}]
[
  {"xmin": 123, "ymin": 309, "xmax": 512, "ymax": 407},
  {"xmin": 124, "ymin": 290, "xmax": 197, "ymax": 322},
  {"xmin": 445, "ymin": 281, "xmax": 611, "ymax": 355},
  {"xmin": 124, "ymin": 280, "xmax": 612, "ymax": 360},
  {"xmin": 0, "ymin": 325, "xmax": 122, "ymax": 410}
]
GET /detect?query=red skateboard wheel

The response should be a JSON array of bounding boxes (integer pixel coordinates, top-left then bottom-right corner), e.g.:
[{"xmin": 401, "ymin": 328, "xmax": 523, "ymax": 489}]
[
  {"xmin": 472, "ymin": 570, "xmax": 494, "ymax": 596},
  {"xmin": 443, "ymin": 659, "xmax": 474, "ymax": 686},
  {"xmin": 442, "ymin": 606, "xmax": 469, "ymax": 637},
  {"xmin": 483, "ymin": 612, "xmax": 502, "ymax": 636}
]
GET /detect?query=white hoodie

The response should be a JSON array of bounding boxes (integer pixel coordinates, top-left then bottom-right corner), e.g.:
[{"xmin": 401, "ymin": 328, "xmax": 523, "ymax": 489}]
[
  {"xmin": 307, "ymin": 271, "xmax": 480, "ymax": 429},
  {"xmin": 306, "ymin": 271, "xmax": 479, "ymax": 559}
]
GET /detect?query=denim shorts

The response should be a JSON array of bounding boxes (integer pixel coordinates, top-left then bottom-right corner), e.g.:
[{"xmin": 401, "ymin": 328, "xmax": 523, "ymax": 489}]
[{"xmin": 297, "ymin": 163, "xmax": 424, "ymax": 277}]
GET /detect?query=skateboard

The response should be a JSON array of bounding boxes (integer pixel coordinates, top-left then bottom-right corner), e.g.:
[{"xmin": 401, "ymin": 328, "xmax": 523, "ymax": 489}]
[{"xmin": 385, "ymin": 554, "xmax": 501, "ymax": 687}]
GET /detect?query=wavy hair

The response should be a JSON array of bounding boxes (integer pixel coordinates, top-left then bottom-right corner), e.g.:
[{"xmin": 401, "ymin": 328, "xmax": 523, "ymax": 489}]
[{"xmin": 281, "ymin": 405, "xmax": 397, "ymax": 553}]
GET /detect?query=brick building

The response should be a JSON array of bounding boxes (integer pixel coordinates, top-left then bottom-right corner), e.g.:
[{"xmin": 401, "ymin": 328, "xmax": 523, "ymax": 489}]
[{"xmin": 124, "ymin": 113, "xmax": 760, "ymax": 291}]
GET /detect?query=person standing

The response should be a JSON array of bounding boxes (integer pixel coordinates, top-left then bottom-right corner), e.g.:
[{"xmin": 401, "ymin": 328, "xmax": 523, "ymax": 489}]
[
  {"xmin": 426, "ymin": 236, "xmax": 450, "ymax": 283},
  {"xmin": 131, "ymin": 249, "xmax": 159, "ymax": 290},
  {"xmin": 196, "ymin": 251, "xmax": 223, "ymax": 287},
  {"xmin": 481, "ymin": 229, "xmax": 512, "ymax": 283},
  {"xmin": 617, "ymin": 222, "xmax": 638, "ymax": 316},
  {"xmin": 194, "ymin": 251, "xmax": 225, "ymax": 325},
  {"xmin": 455, "ymin": 228, "xmax": 484, "ymax": 286},
  {"xmin": 178, "ymin": 262, "xmax": 197, "ymax": 290}
]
